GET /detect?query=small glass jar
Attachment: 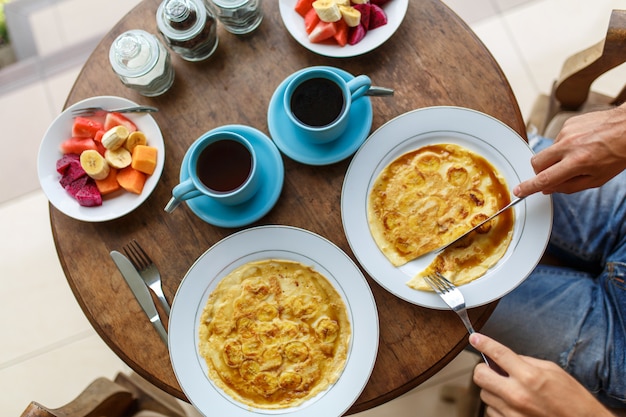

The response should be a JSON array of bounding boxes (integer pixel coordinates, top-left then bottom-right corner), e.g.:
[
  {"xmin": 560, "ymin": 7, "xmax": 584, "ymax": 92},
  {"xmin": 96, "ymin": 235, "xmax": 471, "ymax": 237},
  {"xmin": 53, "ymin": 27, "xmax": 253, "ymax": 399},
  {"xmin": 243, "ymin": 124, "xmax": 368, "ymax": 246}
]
[
  {"xmin": 109, "ymin": 30, "xmax": 175, "ymax": 97},
  {"xmin": 157, "ymin": 0, "xmax": 219, "ymax": 62},
  {"xmin": 206, "ymin": 0, "xmax": 263, "ymax": 35}
]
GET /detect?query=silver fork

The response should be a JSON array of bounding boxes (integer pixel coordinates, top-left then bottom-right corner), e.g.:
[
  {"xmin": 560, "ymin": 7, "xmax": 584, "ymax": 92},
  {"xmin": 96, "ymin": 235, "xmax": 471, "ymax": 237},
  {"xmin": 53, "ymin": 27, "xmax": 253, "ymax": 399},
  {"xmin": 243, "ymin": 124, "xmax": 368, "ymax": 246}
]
[
  {"xmin": 71, "ymin": 105, "xmax": 159, "ymax": 117},
  {"xmin": 123, "ymin": 240, "xmax": 171, "ymax": 317},
  {"xmin": 424, "ymin": 272, "xmax": 507, "ymax": 375}
]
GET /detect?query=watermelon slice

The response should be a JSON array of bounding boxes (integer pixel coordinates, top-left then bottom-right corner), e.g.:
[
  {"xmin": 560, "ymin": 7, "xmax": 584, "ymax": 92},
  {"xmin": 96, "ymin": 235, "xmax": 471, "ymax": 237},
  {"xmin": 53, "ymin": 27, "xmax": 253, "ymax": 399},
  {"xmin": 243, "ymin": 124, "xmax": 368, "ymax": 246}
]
[
  {"xmin": 333, "ymin": 19, "xmax": 349, "ymax": 47},
  {"xmin": 304, "ymin": 7, "xmax": 320, "ymax": 34},
  {"xmin": 72, "ymin": 117, "xmax": 104, "ymax": 138},
  {"xmin": 295, "ymin": 0, "xmax": 315, "ymax": 18},
  {"xmin": 308, "ymin": 21, "xmax": 337, "ymax": 43},
  {"xmin": 104, "ymin": 112, "xmax": 137, "ymax": 133}
]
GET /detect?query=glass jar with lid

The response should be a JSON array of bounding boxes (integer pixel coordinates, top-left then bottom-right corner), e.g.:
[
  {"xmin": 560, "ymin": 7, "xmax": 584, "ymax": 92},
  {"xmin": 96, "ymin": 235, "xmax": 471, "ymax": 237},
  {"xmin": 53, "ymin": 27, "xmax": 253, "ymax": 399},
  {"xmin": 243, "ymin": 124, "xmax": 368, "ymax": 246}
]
[
  {"xmin": 157, "ymin": 0, "xmax": 219, "ymax": 62},
  {"xmin": 109, "ymin": 29, "xmax": 175, "ymax": 97}
]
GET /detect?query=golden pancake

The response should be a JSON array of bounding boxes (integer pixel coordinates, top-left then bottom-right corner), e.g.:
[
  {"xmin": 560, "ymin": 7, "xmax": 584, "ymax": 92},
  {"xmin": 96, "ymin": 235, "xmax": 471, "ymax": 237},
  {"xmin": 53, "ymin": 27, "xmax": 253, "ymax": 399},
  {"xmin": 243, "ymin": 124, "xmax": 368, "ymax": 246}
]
[
  {"xmin": 198, "ymin": 259, "xmax": 351, "ymax": 409},
  {"xmin": 367, "ymin": 143, "xmax": 514, "ymax": 288}
]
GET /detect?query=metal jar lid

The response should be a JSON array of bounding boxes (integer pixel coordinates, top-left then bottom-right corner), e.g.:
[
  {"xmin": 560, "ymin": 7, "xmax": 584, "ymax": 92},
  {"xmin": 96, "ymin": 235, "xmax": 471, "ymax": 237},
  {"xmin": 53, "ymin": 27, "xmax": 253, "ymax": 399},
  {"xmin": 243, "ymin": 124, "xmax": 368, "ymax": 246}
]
[
  {"xmin": 109, "ymin": 30, "xmax": 160, "ymax": 78},
  {"xmin": 157, "ymin": 0, "xmax": 207, "ymax": 42}
]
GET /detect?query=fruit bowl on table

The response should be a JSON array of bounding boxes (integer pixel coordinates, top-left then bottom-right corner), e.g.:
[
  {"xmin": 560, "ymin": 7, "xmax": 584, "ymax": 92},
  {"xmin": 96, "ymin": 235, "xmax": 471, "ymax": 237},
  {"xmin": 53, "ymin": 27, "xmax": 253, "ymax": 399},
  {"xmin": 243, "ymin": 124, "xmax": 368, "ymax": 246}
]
[
  {"xmin": 278, "ymin": 0, "xmax": 409, "ymax": 58},
  {"xmin": 37, "ymin": 96, "xmax": 165, "ymax": 222}
]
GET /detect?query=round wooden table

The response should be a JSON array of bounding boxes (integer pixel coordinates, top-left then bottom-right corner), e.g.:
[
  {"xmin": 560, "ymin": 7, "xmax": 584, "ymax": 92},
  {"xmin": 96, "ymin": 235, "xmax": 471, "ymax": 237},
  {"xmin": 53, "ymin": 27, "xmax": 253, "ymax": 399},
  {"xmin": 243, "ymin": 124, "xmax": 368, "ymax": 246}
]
[{"xmin": 50, "ymin": 0, "xmax": 525, "ymax": 414}]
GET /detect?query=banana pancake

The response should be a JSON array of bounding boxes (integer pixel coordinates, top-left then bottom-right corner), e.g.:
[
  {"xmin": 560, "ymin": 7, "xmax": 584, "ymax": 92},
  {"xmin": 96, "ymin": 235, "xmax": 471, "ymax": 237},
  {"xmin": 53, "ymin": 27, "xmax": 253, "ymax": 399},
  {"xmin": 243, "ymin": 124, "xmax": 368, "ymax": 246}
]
[
  {"xmin": 367, "ymin": 143, "xmax": 515, "ymax": 288},
  {"xmin": 198, "ymin": 259, "xmax": 351, "ymax": 409}
]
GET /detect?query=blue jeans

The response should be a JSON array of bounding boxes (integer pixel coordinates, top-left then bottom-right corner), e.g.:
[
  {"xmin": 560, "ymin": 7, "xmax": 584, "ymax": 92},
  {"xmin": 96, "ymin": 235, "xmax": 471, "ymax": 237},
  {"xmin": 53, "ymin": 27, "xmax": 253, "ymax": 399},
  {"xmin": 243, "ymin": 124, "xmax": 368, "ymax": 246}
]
[{"xmin": 482, "ymin": 137, "xmax": 626, "ymax": 408}]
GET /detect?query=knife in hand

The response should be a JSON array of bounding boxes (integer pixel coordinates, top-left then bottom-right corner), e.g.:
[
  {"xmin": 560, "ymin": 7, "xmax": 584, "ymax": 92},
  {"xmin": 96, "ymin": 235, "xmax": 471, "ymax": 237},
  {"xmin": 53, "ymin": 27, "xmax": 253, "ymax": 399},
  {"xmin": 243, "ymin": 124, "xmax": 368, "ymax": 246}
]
[
  {"xmin": 110, "ymin": 250, "xmax": 168, "ymax": 345},
  {"xmin": 423, "ymin": 196, "xmax": 526, "ymax": 257}
]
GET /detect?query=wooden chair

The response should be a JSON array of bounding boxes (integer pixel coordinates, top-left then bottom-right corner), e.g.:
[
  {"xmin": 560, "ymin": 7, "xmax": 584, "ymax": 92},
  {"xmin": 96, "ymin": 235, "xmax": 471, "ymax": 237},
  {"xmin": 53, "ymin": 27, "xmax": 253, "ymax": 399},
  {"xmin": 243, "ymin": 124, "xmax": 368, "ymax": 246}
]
[
  {"xmin": 526, "ymin": 9, "xmax": 626, "ymax": 140},
  {"xmin": 20, "ymin": 372, "xmax": 188, "ymax": 417}
]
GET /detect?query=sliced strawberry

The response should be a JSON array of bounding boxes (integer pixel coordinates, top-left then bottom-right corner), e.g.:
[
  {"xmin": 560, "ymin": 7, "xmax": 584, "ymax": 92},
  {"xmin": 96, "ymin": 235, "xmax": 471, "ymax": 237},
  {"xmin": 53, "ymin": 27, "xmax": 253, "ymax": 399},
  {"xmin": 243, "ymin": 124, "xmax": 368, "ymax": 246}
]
[
  {"xmin": 369, "ymin": 4, "xmax": 388, "ymax": 29},
  {"xmin": 294, "ymin": 0, "xmax": 315, "ymax": 18},
  {"xmin": 333, "ymin": 19, "xmax": 349, "ymax": 47},
  {"xmin": 308, "ymin": 21, "xmax": 337, "ymax": 43},
  {"xmin": 304, "ymin": 7, "xmax": 320, "ymax": 34},
  {"xmin": 104, "ymin": 112, "xmax": 137, "ymax": 133},
  {"xmin": 93, "ymin": 130, "xmax": 105, "ymax": 143},
  {"xmin": 370, "ymin": 0, "xmax": 391, "ymax": 5},
  {"xmin": 60, "ymin": 137, "xmax": 99, "ymax": 155},
  {"xmin": 353, "ymin": 4, "xmax": 371, "ymax": 30},
  {"xmin": 72, "ymin": 117, "xmax": 104, "ymax": 138},
  {"xmin": 348, "ymin": 24, "xmax": 367, "ymax": 45}
]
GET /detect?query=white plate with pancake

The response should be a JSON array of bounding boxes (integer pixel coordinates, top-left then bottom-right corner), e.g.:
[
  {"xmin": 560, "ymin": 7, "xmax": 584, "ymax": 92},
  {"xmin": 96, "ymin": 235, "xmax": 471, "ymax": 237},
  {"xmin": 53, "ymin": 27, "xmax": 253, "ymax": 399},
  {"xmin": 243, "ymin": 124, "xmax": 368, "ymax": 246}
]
[
  {"xmin": 168, "ymin": 225, "xmax": 379, "ymax": 416},
  {"xmin": 341, "ymin": 106, "xmax": 553, "ymax": 309}
]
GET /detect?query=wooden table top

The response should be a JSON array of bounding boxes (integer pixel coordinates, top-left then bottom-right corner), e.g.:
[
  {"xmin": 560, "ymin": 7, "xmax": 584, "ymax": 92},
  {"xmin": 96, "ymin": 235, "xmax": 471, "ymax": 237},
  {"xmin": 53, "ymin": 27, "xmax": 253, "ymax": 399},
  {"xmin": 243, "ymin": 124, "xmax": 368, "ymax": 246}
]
[{"xmin": 50, "ymin": 0, "xmax": 525, "ymax": 414}]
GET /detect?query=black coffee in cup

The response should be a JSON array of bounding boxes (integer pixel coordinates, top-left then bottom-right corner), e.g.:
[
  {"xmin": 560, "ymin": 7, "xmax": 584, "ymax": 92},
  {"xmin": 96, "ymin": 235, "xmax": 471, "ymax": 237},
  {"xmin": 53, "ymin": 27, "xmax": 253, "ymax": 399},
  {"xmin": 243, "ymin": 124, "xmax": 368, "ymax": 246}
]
[
  {"xmin": 290, "ymin": 77, "xmax": 345, "ymax": 127},
  {"xmin": 196, "ymin": 139, "xmax": 252, "ymax": 192}
]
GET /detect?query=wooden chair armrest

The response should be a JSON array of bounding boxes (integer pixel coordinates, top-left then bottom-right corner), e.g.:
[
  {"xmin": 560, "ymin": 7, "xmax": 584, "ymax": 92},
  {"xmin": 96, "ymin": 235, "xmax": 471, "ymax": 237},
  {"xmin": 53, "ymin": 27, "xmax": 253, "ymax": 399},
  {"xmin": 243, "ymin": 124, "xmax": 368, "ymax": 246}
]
[
  {"xmin": 20, "ymin": 378, "xmax": 133, "ymax": 417},
  {"xmin": 555, "ymin": 9, "xmax": 626, "ymax": 108}
]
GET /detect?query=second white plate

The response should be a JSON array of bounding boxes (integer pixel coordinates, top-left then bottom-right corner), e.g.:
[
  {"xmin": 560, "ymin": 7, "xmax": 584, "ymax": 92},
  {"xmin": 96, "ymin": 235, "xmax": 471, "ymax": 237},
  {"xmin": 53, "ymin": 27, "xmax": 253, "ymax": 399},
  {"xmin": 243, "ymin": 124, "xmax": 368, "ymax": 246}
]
[
  {"xmin": 169, "ymin": 225, "xmax": 379, "ymax": 416},
  {"xmin": 341, "ymin": 106, "xmax": 553, "ymax": 309}
]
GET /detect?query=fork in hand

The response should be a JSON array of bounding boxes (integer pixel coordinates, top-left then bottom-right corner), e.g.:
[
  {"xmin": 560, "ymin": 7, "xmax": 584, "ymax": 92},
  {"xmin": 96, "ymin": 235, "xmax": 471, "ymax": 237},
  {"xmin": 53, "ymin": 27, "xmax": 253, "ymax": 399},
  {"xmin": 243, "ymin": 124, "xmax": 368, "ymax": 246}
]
[
  {"xmin": 124, "ymin": 240, "xmax": 171, "ymax": 317},
  {"xmin": 424, "ymin": 272, "xmax": 507, "ymax": 376}
]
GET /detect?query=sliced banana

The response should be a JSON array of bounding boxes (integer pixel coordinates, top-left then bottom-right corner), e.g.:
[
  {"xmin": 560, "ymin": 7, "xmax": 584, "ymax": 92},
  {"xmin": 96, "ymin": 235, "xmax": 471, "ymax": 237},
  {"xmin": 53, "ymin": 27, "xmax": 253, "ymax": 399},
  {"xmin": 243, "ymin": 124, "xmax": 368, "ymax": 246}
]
[
  {"xmin": 313, "ymin": 0, "xmax": 342, "ymax": 22},
  {"xmin": 80, "ymin": 150, "xmax": 110, "ymax": 180},
  {"xmin": 101, "ymin": 125, "xmax": 130, "ymax": 150},
  {"xmin": 351, "ymin": 0, "xmax": 369, "ymax": 4},
  {"xmin": 105, "ymin": 147, "xmax": 132, "ymax": 169},
  {"xmin": 339, "ymin": 5, "xmax": 361, "ymax": 27},
  {"xmin": 335, "ymin": 0, "xmax": 350, "ymax": 6},
  {"xmin": 125, "ymin": 130, "xmax": 147, "ymax": 152}
]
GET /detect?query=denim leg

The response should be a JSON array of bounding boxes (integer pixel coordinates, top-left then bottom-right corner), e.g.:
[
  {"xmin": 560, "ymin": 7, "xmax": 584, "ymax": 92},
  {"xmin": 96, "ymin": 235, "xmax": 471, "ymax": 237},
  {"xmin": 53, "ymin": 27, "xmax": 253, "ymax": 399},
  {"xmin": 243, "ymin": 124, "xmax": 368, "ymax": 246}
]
[{"xmin": 482, "ymin": 137, "xmax": 626, "ymax": 407}]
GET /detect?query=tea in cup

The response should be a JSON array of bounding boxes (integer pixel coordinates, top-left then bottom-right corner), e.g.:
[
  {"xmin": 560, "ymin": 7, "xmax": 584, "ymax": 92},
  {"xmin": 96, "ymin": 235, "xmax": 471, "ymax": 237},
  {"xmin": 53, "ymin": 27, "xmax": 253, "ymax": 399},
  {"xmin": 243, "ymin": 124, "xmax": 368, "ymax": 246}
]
[
  {"xmin": 164, "ymin": 131, "xmax": 259, "ymax": 213},
  {"xmin": 283, "ymin": 68, "xmax": 371, "ymax": 144}
]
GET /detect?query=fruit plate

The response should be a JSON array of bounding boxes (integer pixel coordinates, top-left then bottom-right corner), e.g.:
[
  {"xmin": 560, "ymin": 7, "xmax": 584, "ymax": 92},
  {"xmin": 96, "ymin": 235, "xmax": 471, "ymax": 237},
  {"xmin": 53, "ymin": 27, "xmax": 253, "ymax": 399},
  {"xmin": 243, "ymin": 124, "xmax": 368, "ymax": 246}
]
[
  {"xmin": 37, "ymin": 96, "xmax": 165, "ymax": 222},
  {"xmin": 279, "ymin": 0, "xmax": 409, "ymax": 58}
]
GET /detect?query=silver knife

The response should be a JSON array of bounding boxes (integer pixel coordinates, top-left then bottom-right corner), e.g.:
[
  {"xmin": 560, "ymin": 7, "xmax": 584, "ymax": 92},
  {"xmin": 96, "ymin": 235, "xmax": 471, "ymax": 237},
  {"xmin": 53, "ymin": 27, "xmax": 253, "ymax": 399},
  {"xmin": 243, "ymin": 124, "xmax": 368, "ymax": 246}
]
[
  {"xmin": 424, "ymin": 196, "xmax": 526, "ymax": 257},
  {"xmin": 110, "ymin": 250, "xmax": 168, "ymax": 345}
]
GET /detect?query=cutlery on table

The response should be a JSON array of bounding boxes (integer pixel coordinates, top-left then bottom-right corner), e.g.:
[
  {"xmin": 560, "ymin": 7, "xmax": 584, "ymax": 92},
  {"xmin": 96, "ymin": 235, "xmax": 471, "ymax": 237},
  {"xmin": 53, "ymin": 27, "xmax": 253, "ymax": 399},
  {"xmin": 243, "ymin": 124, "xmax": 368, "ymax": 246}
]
[
  {"xmin": 422, "ymin": 196, "xmax": 526, "ymax": 258},
  {"xmin": 71, "ymin": 105, "xmax": 159, "ymax": 117},
  {"xmin": 424, "ymin": 272, "xmax": 508, "ymax": 376},
  {"xmin": 123, "ymin": 240, "xmax": 170, "ymax": 317},
  {"xmin": 365, "ymin": 86, "xmax": 394, "ymax": 96},
  {"xmin": 110, "ymin": 250, "xmax": 168, "ymax": 345}
]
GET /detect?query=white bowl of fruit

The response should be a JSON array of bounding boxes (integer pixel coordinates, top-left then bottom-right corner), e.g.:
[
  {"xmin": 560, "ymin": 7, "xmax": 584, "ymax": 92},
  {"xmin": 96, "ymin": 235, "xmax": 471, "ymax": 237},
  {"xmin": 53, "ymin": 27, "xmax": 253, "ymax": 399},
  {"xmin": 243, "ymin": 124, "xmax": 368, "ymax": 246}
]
[
  {"xmin": 279, "ymin": 0, "xmax": 408, "ymax": 58},
  {"xmin": 37, "ymin": 96, "xmax": 165, "ymax": 222}
]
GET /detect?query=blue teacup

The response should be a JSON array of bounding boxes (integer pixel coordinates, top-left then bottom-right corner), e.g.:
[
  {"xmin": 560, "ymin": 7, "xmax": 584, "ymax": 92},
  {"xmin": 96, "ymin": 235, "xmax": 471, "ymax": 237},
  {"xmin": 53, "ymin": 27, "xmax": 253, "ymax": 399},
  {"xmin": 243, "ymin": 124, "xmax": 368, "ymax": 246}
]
[
  {"xmin": 164, "ymin": 131, "xmax": 259, "ymax": 213},
  {"xmin": 283, "ymin": 68, "xmax": 371, "ymax": 144}
]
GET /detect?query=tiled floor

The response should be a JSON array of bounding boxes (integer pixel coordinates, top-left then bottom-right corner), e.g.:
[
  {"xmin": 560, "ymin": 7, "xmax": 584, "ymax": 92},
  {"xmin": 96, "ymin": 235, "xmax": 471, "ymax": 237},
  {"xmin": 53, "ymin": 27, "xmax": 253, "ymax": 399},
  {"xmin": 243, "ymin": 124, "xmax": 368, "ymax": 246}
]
[{"xmin": 2, "ymin": 0, "xmax": 626, "ymax": 415}]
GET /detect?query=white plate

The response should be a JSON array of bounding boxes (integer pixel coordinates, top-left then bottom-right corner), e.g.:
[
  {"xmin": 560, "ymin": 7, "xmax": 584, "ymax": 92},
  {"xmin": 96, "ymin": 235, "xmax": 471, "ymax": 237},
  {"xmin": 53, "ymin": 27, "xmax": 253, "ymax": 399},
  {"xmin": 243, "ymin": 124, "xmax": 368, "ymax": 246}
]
[
  {"xmin": 37, "ymin": 96, "xmax": 165, "ymax": 222},
  {"xmin": 279, "ymin": 0, "xmax": 409, "ymax": 58},
  {"xmin": 169, "ymin": 225, "xmax": 379, "ymax": 417},
  {"xmin": 341, "ymin": 106, "xmax": 553, "ymax": 309}
]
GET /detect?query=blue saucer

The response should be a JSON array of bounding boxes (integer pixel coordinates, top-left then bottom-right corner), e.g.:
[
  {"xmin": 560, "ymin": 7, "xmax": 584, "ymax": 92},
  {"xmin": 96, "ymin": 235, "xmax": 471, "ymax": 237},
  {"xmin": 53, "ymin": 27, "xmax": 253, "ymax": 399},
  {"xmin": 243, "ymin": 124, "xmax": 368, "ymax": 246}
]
[
  {"xmin": 268, "ymin": 66, "xmax": 373, "ymax": 166},
  {"xmin": 181, "ymin": 125, "xmax": 284, "ymax": 228}
]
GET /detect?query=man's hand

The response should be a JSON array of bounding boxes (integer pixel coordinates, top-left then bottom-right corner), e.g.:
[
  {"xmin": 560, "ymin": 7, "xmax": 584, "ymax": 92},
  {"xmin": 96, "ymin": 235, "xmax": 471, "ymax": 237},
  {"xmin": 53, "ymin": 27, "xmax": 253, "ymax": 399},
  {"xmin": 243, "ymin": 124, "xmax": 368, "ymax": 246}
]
[
  {"xmin": 515, "ymin": 105, "xmax": 626, "ymax": 197},
  {"xmin": 470, "ymin": 333, "xmax": 613, "ymax": 417}
]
